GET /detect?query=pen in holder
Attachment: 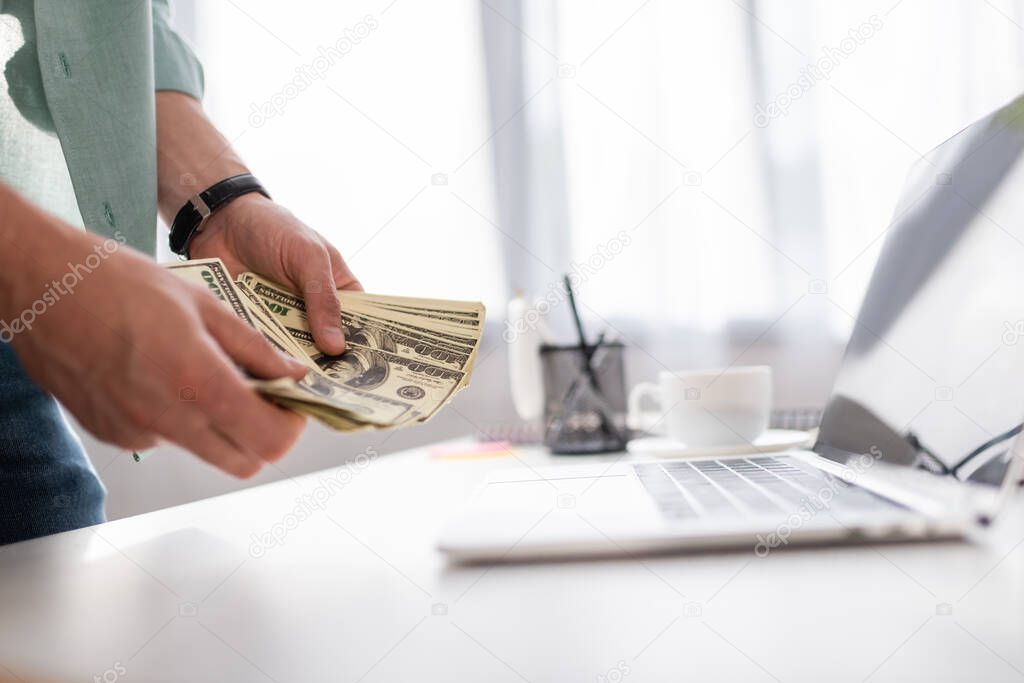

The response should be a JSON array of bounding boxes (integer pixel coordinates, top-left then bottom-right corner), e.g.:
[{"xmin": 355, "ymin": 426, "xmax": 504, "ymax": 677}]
[{"xmin": 540, "ymin": 341, "xmax": 628, "ymax": 454}]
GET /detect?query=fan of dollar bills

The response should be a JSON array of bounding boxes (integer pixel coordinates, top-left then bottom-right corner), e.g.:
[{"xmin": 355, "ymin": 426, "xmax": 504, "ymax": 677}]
[{"xmin": 168, "ymin": 258, "xmax": 485, "ymax": 432}]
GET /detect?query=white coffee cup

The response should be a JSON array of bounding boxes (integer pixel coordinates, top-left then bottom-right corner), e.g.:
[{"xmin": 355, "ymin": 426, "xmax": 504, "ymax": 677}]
[{"xmin": 628, "ymin": 366, "xmax": 772, "ymax": 447}]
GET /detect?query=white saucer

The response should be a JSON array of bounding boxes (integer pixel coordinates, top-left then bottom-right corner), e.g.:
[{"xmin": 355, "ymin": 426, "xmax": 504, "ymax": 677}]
[{"xmin": 626, "ymin": 429, "xmax": 812, "ymax": 459}]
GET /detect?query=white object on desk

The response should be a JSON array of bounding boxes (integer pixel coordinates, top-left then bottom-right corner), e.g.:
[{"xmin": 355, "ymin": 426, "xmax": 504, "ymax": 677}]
[
  {"xmin": 627, "ymin": 409, "xmax": 668, "ymax": 435},
  {"xmin": 506, "ymin": 294, "xmax": 549, "ymax": 421},
  {"xmin": 626, "ymin": 429, "xmax": 812, "ymax": 459},
  {"xmin": 627, "ymin": 366, "xmax": 772, "ymax": 446}
]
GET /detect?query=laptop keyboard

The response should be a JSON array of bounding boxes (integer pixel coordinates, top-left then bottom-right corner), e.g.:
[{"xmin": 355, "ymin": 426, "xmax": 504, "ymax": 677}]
[{"xmin": 633, "ymin": 456, "xmax": 900, "ymax": 520}]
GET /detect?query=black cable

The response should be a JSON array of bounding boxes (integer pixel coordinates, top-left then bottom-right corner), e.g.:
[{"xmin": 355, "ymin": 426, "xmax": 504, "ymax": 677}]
[
  {"xmin": 905, "ymin": 423, "xmax": 1023, "ymax": 481},
  {"xmin": 949, "ymin": 423, "xmax": 1023, "ymax": 478}
]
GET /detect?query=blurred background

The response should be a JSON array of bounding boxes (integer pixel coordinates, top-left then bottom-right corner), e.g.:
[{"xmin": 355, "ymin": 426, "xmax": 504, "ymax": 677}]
[{"xmin": 82, "ymin": 0, "xmax": 1024, "ymax": 519}]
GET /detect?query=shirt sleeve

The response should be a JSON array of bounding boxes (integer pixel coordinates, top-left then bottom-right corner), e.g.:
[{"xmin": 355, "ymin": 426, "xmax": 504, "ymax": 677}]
[{"xmin": 151, "ymin": 0, "xmax": 205, "ymax": 99}]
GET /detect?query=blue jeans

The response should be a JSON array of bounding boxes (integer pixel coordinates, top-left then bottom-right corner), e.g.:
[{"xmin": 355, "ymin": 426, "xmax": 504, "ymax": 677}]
[{"xmin": 0, "ymin": 341, "xmax": 105, "ymax": 544}]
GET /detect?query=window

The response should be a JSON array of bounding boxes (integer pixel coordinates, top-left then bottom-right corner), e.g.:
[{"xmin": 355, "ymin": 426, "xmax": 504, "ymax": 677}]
[
  {"xmin": 176, "ymin": 0, "xmax": 1024, "ymax": 362},
  {"xmin": 178, "ymin": 0, "xmax": 507, "ymax": 308}
]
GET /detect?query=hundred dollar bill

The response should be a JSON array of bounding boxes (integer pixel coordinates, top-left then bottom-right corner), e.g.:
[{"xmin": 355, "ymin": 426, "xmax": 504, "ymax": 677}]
[
  {"xmin": 240, "ymin": 273, "xmax": 484, "ymax": 334},
  {"xmin": 269, "ymin": 396, "xmax": 374, "ymax": 432},
  {"xmin": 342, "ymin": 291, "xmax": 485, "ymax": 319},
  {"xmin": 167, "ymin": 259, "xmax": 257, "ymax": 326},
  {"xmin": 343, "ymin": 297, "xmax": 483, "ymax": 332},
  {"xmin": 252, "ymin": 374, "xmax": 417, "ymax": 426},
  {"xmin": 168, "ymin": 259, "xmax": 307, "ymax": 366},
  {"xmin": 340, "ymin": 306, "xmax": 480, "ymax": 350},
  {"xmin": 168, "ymin": 260, "xmax": 418, "ymax": 426},
  {"xmin": 162, "ymin": 259, "xmax": 484, "ymax": 434},
  {"xmin": 239, "ymin": 273, "xmax": 485, "ymax": 423},
  {"xmin": 240, "ymin": 274, "xmax": 483, "ymax": 372},
  {"xmin": 236, "ymin": 280, "xmax": 318, "ymax": 369}
]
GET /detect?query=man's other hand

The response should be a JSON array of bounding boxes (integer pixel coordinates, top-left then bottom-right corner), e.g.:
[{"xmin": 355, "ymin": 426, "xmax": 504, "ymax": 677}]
[
  {"xmin": 188, "ymin": 194, "xmax": 362, "ymax": 355},
  {"xmin": 4, "ymin": 213, "xmax": 309, "ymax": 478}
]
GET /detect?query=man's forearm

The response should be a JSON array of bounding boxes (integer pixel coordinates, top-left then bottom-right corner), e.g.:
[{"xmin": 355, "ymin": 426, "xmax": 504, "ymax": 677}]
[
  {"xmin": 0, "ymin": 182, "xmax": 94, "ymax": 321},
  {"xmin": 155, "ymin": 91, "xmax": 251, "ymax": 223},
  {"xmin": 153, "ymin": 90, "xmax": 356, "ymax": 353}
]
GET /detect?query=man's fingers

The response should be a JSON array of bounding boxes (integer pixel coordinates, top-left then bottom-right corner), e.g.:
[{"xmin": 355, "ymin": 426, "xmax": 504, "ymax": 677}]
[
  {"xmin": 216, "ymin": 396, "xmax": 307, "ymax": 465},
  {"xmin": 175, "ymin": 423, "xmax": 263, "ymax": 478},
  {"xmin": 169, "ymin": 349, "xmax": 306, "ymax": 472},
  {"xmin": 204, "ymin": 305, "xmax": 307, "ymax": 380},
  {"xmin": 113, "ymin": 428, "xmax": 160, "ymax": 452},
  {"xmin": 296, "ymin": 247, "xmax": 347, "ymax": 355},
  {"xmin": 192, "ymin": 369, "xmax": 307, "ymax": 465},
  {"xmin": 326, "ymin": 244, "xmax": 363, "ymax": 291}
]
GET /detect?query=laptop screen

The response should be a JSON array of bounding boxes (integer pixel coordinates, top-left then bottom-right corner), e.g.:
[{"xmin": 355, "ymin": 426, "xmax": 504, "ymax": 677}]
[{"xmin": 814, "ymin": 96, "xmax": 1024, "ymax": 486}]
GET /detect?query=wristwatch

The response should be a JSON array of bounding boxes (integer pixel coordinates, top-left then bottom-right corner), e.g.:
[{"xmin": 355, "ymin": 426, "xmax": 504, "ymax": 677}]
[{"xmin": 169, "ymin": 173, "xmax": 271, "ymax": 258}]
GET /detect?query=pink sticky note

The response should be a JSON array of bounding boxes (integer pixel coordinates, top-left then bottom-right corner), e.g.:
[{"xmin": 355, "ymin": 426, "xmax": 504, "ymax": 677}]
[{"xmin": 429, "ymin": 441, "xmax": 513, "ymax": 460}]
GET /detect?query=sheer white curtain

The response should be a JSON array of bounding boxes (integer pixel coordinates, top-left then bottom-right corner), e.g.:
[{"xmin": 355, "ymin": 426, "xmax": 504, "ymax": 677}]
[
  {"xmin": 175, "ymin": 0, "xmax": 506, "ymax": 308},
  {"xmin": 803, "ymin": 0, "xmax": 1024, "ymax": 318},
  {"xmin": 554, "ymin": 1, "xmax": 773, "ymax": 330},
  {"xmin": 514, "ymin": 0, "xmax": 1024, "ymax": 359},
  {"xmin": 172, "ymin": 0, "xmax": 1024, "ymax": 398}
]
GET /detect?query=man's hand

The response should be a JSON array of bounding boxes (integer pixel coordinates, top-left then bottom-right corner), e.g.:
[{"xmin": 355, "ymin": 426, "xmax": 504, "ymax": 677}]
[
  {"xmin": 0, "ymin": 186, "xmax": 309, "ymax": 478},
  {"xmin": 188, "ymin": 194, "xmax": 361, "ymax": 355},
  {"xmin": 155, "ymin": 91, "xmax": 360, "ymax": 356}
]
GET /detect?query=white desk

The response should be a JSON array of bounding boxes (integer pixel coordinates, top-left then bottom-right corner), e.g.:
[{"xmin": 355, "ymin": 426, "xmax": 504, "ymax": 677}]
[{"xmin": 2, "ymin": 442, "xmax": 1024, "ymax": 683}]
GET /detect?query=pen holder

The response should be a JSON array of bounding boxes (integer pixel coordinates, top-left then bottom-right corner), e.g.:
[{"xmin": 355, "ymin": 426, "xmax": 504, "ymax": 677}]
[{"xmin": 540, "ymin": 342, "xmax": 629, "ymax": 454}]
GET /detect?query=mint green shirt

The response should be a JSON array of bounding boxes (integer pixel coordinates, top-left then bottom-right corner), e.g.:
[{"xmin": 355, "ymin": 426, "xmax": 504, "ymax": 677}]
[{"xmin": 0, "ymin": 0, "xmax": 204, "ymax": 255}]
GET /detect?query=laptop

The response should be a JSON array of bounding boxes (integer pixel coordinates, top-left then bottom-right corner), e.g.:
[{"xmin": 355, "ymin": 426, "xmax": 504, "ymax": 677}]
[{"xmin": 439, "ymin": 96, "xmax": 1024, "ymax": 563}]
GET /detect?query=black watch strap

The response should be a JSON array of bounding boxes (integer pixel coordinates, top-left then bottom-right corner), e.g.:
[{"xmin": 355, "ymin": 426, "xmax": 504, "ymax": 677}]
[{"xmin": 169, "ymin": 173, "xmax": 270, "ymax": 257}]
